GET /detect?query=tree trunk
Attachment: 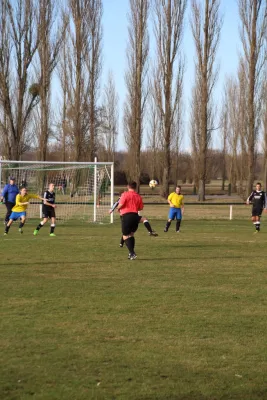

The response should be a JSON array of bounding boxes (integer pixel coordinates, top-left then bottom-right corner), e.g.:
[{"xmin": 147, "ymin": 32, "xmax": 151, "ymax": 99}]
[{"xmin": 246, "ymin": 1, "xmax": 256, "ymax": 196}]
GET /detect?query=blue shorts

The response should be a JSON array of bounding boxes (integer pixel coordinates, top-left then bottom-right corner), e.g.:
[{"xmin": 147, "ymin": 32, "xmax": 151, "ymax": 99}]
[
  {"xmin": 9, "ymin": 211, "xmax": 26, "ymax": 221},
  {"xmin": 168, "ymin": 208, "xmax": 182, "ymax": 220}
]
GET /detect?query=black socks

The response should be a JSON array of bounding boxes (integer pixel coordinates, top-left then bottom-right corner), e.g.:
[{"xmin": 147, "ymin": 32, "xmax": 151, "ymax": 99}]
[
  {"xmin": 176, "ymin": 219, "xmax": 181, "ymax": 232},
  {"xmin": 125, "ymin": 236, "xmax": 135, "ymax": 254},
  {"xmin": 165, "ymin": 221, "xmax": 171, "ymax": 231},
  {"xmin": 144, "ymin": 220, "xmax": 152, "ymax": 233}
]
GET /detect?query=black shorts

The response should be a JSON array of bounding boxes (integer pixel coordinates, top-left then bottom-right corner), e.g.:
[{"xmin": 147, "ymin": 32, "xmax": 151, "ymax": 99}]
[
  {"xmin": 121, "ymin": 213, "xmax": 140, "ymax": 236},
  {"xmin": 42, "ymin": 206, "xmax": 56, "ymax": 219},
  {"xmin": 252, "ymin": 207, "xmax": 263, "ymax": 217}
]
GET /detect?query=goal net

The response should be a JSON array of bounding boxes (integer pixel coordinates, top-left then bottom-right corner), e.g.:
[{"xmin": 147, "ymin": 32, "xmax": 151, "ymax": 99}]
[{"xmin": 0, "ymin": 160, "xmax": 114, "ymax": 223}]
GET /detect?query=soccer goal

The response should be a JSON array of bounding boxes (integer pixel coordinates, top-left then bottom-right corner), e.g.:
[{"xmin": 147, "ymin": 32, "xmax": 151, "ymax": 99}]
[{"xmin": 0, "ymin": 160, "xmax": 114, "ymax": 223}]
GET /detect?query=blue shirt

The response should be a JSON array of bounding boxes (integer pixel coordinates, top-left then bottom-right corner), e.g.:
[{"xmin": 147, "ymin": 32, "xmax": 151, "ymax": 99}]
[{"xmin": 1, "ymin": 184, "xmax": 19, "ymax": 203}]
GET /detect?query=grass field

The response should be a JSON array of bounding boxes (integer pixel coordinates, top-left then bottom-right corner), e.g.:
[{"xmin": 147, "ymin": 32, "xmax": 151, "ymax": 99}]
[{"xmin": 1, "ymin": 206, "xmax": 267, "ymax": 400}]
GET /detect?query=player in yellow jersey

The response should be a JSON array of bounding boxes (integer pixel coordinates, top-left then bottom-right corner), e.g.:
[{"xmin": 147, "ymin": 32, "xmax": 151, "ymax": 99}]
[
  {"xmin": 164, "ymin": 186, "xmax": 184, "ymax": 233},
  {"xmin": 4, "ymin": 187, "xmax": 45, "ymax": 235}
]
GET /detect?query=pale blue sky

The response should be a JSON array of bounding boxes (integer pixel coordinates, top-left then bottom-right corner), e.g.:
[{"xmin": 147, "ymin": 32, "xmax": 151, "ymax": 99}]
[{"xmin": 102, "ymin": 0, "xmax": 241, "ymax": 151}]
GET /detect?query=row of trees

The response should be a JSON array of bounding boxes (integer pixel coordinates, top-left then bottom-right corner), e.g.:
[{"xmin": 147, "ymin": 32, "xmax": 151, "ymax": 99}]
[
  {"xmin": 123, "ymin": 0, "xmax": 267, "ymax": 199},
  {"xmin": 0, "ymin": 0, "xmax": 267, "ymax": 199},
  {"xmin": 219, "ymin": 1, "xmax": 267, "ymax": 199},
  {"xmin": 0, "ymin": 0, "xmax": 110, "ymax": 162}
]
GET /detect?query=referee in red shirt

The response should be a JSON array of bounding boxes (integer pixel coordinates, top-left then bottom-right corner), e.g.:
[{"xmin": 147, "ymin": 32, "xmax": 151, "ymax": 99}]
[{"xmin": 117, "ymin": 181, "xmax": 144, "ymax": 260}]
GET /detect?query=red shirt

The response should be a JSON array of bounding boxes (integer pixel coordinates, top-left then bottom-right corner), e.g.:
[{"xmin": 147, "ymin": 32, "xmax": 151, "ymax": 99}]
[{"xmin": 119, "ymin": 190, "xmax": 143, "ymax": 215}]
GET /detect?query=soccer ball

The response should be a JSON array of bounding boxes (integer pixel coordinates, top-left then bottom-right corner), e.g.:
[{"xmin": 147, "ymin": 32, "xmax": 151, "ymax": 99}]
[{"xmin": 149, "ymin": 179, "xmax": 158, "ymax": 188}]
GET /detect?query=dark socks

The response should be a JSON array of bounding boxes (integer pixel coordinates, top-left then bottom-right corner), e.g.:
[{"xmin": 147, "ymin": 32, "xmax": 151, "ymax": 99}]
[
  {"xmin": 144, "ymin": 220, "xmax": 152, "ymax": 233},
  {"xmin": 5, "ymin": 225, "xmax": 10, "ymax": 233},
  {"xmin": 50, "ymin": 225, "xmax": 55, "ymax": 234},
  {"xmin": 19, "ymin": 222, "xmax": 24, "ymax": 229},
  {"xmin": 36, "ymin": 223, "xmax": 43, "ymax": 231},
  {"xmin": 120, "ymin": 236, "xmax": 124, "ymax": 246},
  {"xmin": 176, "ymin": 219, "xmax": 181, "ymax": 232},
  {"xmin": 165, "ymin": 221, "xmax": 171, "ymax": 231},
  {"xmin": 125, "ymin": 236, "xmax": 135, "ymax": 254},
  {"xmin": 255, "ymin": 222, "xmax": 260, "ymax": 231}
]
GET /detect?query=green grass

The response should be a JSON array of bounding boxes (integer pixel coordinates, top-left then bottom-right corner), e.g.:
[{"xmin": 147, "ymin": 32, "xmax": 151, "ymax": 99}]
[{"xmin": 1, "ymin": 211, "xmax": 267, "ymax": 399}]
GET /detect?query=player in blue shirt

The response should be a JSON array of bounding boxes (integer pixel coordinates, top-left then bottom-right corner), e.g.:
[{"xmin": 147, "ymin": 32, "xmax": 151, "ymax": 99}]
[{"xmin": 0, "ymin": 177, "xmax": 19, "ymax": 224}]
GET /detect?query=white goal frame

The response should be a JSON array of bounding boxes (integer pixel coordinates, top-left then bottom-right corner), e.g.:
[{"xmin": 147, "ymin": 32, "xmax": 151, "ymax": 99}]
[{"xmin": 0, "ymin": 159, "xmax": 114, "ymax": 223}]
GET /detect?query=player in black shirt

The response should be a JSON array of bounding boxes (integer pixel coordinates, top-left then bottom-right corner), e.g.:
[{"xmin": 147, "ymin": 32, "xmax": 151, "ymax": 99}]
[
  {"xmin": 33, "ymin": 183, "xmax": 57, "ymax": 236},
  {"xmin": 246, "ymin": 182, "xmax": 267, "ymax": 232}
]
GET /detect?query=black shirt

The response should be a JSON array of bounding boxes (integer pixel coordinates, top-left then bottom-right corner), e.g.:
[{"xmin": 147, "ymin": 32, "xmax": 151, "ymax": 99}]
[
  {"xmin": 43, "ymin": 190, "xmax": 55, "ymax": 208},
  {"xmin": 247, "ymin": 190, "xmax": 266, "ymax": 209}
]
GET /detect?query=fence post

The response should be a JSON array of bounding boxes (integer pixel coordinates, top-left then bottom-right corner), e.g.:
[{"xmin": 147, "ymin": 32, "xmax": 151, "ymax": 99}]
[{"xmin": 229, "ymin": 205, "xmax": 233, "ymax": 220}]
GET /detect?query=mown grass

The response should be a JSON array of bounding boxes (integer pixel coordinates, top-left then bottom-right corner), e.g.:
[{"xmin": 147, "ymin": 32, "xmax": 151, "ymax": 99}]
[{"xmin": 1, "ymin": 208, "xmax": 267, "ymax": 400}]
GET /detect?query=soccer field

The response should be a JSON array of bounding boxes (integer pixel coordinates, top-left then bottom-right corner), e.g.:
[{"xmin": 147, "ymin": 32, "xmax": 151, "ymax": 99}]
[{"xmin": 1, "ymin": 212, "xmax": 267, "ymax": 399}]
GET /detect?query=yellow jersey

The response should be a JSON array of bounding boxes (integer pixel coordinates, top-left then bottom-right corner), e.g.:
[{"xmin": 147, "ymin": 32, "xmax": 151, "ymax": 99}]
[
  {"xmin": 12, "ymin": 194, "xmax": 40, "ymax": 212},
  {"xmin": 168, "ymin": 193, "xmax": 184, "ymax": 208}
]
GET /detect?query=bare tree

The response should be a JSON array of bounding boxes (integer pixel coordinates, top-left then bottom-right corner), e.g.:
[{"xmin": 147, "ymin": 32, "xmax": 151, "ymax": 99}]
[
  {"xmin": 171, "ymin": 95, "xmax": 184, "ymax": 187},
  {"xmin": 237, "ymin": 58, "xmax": 249, "ymax": 196},
  {"xmin": 190, "ymin": 0, "xmax": 222, "ymax": 200},
  {"xmin": 224, "ymin": 76, "xmax": 239, "ymax": 193},
  {"xmin": 147, "ymin": 86, "xmax": 161, "ymax": 181},
  {"xmin": 190, "ymin": 83, "xmax": 201, "ymax": 193},
  {"xmin": 262, "ymin": 78, "xmax": 267, "ymax": 189},
  {"xmin": 222, "ymin": 59, "xmax": 252, "ymax": 199},
  {"xmin": 220, "ymin": 88, "xmax": 228, "ymax": 191},
  {"xmin": 58, "ymin": 0, "xmax": 103, "ymax": 163},
  {"xmin": 239, "ymin": 0, "xmax": 267, "ymax": 196},
  {"xmin": 100, "ymin": 70, "xmax": 119, "ymax": 161},
  {"xmin": 0, "ymin": 0, "xmax": 39, "ymax": 160},
  {"xmin": 36, "ymin": 0, "xmax": 65, "ymax": 161},
  {"xmin": 152, "ymin": 0, "xmax": 186, "ymax": 198},
  {"xmin": 57, "ymin": 11, "xmax": 70, "ymax": 162},
  {"xmin": 68, "ymin": 0, "xmax": 89, "ymax": 162},
  {"xmin": 124, "ymin": 0, "xmax": 150, "ymax": 191},
  {"xmin": 87, "ymin": 0, "xmax": 103, "ymax": 161}
]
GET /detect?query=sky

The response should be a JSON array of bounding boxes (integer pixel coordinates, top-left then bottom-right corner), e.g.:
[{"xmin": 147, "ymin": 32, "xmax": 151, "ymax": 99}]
[{"xmin": 101, "ymin": 0, "xmax": 241, "ymax": 151}]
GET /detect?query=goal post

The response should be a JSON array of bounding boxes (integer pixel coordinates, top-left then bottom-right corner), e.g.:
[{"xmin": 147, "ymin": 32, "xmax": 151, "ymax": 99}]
[{"xmin": 0, "ymin": 160, "xmax": 114, "ymax": 224}]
